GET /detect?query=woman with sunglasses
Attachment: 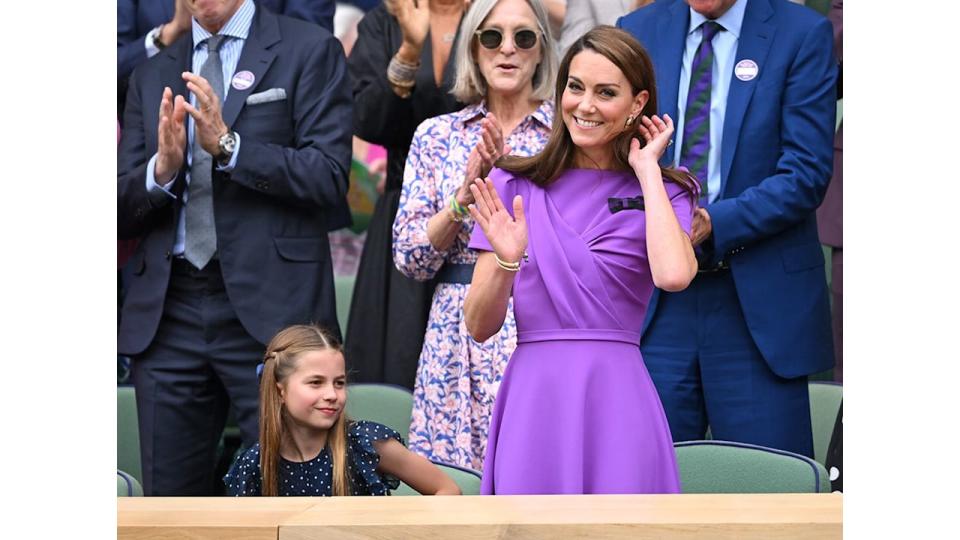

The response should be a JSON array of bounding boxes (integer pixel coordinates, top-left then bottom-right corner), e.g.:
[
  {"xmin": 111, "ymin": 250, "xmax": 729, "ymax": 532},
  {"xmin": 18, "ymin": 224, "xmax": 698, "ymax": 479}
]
[
  {"xmin": 392, "ymin": 0, "xmax": 558, "ymax": 471},
  {"xmin": 344, "ymin": 0, "xmax": 470, "ymax": 393},
  {"xmin": 464, "ymin": 26, "xmax": 699, "ymax": 494}
]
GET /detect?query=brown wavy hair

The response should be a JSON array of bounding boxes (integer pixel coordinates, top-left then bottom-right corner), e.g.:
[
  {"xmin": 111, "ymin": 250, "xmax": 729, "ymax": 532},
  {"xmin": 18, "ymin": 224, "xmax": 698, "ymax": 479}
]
[
  {"xmin": 258, "ymin": 324, "xmax": 351, "ymax": 496},
  {"xmin": 498, "ymin": 25, "xmax": 698, "ymax": 197}
]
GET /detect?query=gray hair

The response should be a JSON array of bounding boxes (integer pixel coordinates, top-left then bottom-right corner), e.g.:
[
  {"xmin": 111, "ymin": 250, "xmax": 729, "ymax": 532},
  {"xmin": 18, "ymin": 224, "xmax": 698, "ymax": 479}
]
[{"xmin": 450, "ymin": 0, "xmax": 558, "ymax": 104}]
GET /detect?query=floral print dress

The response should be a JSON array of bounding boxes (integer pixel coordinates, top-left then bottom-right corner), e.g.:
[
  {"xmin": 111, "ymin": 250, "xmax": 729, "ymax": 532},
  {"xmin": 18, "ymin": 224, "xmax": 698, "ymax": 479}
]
[{"xmin": 392, "ymin": 100, "xmax": 553, "ymax": 470}]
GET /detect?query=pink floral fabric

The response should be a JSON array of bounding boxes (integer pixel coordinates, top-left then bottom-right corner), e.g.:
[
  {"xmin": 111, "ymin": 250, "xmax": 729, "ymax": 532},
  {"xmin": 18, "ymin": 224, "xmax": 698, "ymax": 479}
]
[{"xmin": 392, "ymin": 100, "xmax": 553, "ymax": 470}]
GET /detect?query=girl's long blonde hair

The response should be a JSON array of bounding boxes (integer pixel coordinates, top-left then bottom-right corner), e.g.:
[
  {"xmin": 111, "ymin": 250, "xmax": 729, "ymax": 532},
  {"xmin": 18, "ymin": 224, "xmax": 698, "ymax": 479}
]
[{"xmin": 258, "ymin": 324, "xmax": 351, "ymax": 496}]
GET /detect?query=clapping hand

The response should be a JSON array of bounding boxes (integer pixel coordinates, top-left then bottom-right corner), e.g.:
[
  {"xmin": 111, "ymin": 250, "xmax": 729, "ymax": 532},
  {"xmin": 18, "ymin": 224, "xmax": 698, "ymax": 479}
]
[
  {"xmin": 154, "ymin": 87, "xmax": 188, "ymax": 184},
  {"xmin": 385, "ymin": 0, "xmax": 431, "ymax": 49},
  {"xmin": 628, "ymin": 113, "xmax": 674, "ymax": 171},
  {"xmin": 457, "ymin": 113, "xmax": 511, "ymax": 207},
  {"xmin": 182, "ymin": 72, "xmax": 229, "ymax": 157},
  {"xmin": 468, "ymin": 177, "xmax": 527, "ymax": 264}
]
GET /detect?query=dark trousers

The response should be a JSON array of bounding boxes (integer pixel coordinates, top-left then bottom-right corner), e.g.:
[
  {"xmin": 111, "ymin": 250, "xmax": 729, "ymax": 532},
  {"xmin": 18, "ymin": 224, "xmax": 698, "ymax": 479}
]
[
  {"xmin": 132, "ymin": 259, "xmax": 262, "ymax": 495},
  {"xmin": 641, "ymin": 271, "xmax": 814, "ymax": 458}
]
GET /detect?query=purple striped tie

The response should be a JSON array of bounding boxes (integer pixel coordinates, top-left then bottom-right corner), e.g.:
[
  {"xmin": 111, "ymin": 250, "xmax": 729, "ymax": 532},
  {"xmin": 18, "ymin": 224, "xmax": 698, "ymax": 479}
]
[{"xmin": 680, "ymin": 21, "xmax": 723, "ymax": 204}]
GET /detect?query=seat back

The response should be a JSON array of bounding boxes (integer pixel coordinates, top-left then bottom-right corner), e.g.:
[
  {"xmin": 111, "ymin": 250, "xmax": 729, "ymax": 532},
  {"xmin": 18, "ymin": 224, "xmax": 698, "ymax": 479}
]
[
  {"xmin": 117, "ymin": 469, "xmax": 144, "ymax": 497},
  {"xmin": 345, "ymin": 383, "xmax": 414, "ymax": 441},
  {"xmin": 675, "ymin": 440, "xmax": 830, "ymax": 493},
  {"xmin": 809, "ymin": 382, "xmax": 843, "ymax": 466},
  {"xmin": 117, "ymin": 385, "xmax": 142, "ymax": 485},
  {"xmin": 335, "ymin": 274, "xmax": 356, "ymax": 335},
  {"xmin": 392, "ymin": 460, "xmax": 482, "ymax": 496}
]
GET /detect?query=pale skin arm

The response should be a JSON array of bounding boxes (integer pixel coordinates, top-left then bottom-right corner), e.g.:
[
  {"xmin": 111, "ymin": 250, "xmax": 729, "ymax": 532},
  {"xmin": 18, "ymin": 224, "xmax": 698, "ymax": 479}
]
[
  {"xmin": 463, "ymin": 177, "xmax": 527, "ymax": 342},
  {"xmin": 630, "ymin": 114, "xmax": 698, "ymax": 291},
  {"xmin": 374, "ymin": 439, "xmax": 461, "ymax": 495},
  {"xmin": 426, "ymin": 114, "xmax": 510, "ymax": 251}
]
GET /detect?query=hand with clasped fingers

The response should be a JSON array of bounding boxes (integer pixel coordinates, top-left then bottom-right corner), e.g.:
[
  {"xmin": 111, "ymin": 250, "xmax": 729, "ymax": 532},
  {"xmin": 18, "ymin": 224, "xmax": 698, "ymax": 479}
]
[{"xmin": 467, "ymin": 177, "xmax": 527, "ymax": 265}]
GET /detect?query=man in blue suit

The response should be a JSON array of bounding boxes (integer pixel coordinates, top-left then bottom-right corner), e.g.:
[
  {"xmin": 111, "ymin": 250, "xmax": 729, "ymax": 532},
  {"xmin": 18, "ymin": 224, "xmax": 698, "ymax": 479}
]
[
  {"xmin": 618, "ymin": 0, "xmax": 836, "ymax": 456},
  {"xmin": 118, "ymin": 0, "xmax": 352, "ymax": 494}
]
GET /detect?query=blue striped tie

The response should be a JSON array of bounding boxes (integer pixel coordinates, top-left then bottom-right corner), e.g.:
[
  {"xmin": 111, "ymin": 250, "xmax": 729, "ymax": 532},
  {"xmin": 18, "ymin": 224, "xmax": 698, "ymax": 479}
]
[{"xmin": 680, "ymin": 21, "xmax": 723, "ymax": 204}]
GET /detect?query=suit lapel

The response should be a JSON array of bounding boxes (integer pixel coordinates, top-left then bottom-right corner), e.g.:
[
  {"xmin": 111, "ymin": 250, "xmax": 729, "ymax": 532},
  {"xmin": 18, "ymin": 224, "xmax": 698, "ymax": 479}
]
[
  {"xmin": 656, "ymin": 1, "xmax": 690, "ymax": 166},
  {"xmin": 222, "ymin": 9, "xmax": 280, "ymax": 129},
  {"xmin": 719, "ymin": 0, "xmax": 774, "ymax": 196}
]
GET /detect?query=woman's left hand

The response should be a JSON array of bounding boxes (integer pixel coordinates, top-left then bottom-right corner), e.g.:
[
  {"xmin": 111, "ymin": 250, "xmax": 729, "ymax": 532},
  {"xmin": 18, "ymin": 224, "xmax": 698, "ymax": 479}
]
[{"xmin": 628, "ymin": 113, "xmax": 674, "ymax": 171}]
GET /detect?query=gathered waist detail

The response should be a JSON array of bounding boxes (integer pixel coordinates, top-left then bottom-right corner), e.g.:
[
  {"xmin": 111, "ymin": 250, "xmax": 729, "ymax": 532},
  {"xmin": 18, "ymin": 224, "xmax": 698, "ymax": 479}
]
[{"xmin": 517, "ymin": 329, "xmax": 640, "ymax": 345}]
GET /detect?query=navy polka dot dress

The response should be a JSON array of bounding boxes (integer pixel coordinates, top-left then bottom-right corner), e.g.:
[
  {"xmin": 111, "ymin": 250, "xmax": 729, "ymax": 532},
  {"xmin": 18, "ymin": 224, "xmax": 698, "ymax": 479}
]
[{"xmin": 224, "ymin": 420, "xmax": 403, "ymax": 496}]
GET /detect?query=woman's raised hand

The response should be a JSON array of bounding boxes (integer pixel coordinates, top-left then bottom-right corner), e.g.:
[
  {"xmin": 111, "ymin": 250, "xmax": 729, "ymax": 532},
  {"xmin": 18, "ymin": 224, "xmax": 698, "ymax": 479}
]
[
  {"xmin": 476, "ymin": 113, "xmax": 510, "ymax": 174},
  {"xmin": 629, "ymin": 113, "xmax": 674, "ymax": 171},
  {"xmin": 468, "ymin": 178, "xmax": 527, "ymax": 264},
  {"xmin": 458, "ymin": 113, "xmax": 511, "ymax": 207},
  {"xmin": 385, "ymin": 0, "xmax": 431, "ymax": 49}
]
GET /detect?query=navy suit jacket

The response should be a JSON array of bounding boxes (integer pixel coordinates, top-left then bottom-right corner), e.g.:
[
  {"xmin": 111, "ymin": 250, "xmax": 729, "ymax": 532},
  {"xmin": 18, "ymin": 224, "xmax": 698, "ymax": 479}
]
[
  {"xmin": 619, "ymin": 0, "xmax": 836, "ymax": 378},
  {"xmin": 118, "ymin": 0, "xmax": 336, "ymax": 81},
  {"xmin": 117, "ymin": 7, "xmax": 352, "ymax": 355}
]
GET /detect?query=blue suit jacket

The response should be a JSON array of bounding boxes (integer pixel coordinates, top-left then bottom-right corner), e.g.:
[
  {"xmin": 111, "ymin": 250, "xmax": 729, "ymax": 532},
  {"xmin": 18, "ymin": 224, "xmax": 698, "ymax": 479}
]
[
  {"xmin": 619, "ymin": 0, "xmax": 836, "ymax": 378},
  {"xmin": 118, "ymin": 0, "xmax": 336, "ymax": 81},
  {"xmin": 117, "ymin": 7, "xmax": 352, "ymax": 355}
]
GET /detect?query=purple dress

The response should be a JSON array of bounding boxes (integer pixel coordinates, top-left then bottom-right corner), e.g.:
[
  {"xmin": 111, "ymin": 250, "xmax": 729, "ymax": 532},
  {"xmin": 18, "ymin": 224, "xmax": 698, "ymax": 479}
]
[{"xmin": 469, "ymin": 167, "xmax": 694, "ymax": 494}]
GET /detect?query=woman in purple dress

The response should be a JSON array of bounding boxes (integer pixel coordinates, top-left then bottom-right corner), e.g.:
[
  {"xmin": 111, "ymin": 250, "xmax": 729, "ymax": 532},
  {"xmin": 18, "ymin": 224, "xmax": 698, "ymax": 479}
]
[{"xmin": 464, "ymin": 26, "xmax": 699, "ymax": 495}]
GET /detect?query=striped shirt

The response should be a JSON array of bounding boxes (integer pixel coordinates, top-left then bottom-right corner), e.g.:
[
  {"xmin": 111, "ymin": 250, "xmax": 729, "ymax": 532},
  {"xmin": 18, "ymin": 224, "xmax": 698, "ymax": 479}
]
[{"xmin": 145, "ymin": 0, "xmax": 256, "ymax": 256}]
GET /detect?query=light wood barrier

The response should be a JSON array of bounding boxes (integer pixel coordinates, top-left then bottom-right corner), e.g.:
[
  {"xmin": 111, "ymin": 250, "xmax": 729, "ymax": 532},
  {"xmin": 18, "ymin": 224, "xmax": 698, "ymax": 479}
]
[{"xmin": 118, "ymin": 493, "xmax": 842, "ymax": 540}]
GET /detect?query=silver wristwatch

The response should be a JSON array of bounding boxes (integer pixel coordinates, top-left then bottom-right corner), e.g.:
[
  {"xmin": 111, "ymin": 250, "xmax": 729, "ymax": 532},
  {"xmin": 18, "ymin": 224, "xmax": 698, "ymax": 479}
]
[{"xmin": 216, "ymin": 131, "xmax": 238, "ymax": 166}]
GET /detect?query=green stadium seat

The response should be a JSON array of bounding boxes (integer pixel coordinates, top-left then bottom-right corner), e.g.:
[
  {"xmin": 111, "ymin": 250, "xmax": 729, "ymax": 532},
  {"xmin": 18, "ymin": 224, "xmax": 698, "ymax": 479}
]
[
  {"xmin": 117, "ymin": 469, "xmax": 144, "ymax": 497},
  {"xmin": 117, "ymin": 385, "xmax": 142, "ymax": 485},
  {"xmin": 675, "ymin": 440, "xmax": 830, "ymax": 493},
  {"xmin": 335, "ymin": 274, "xmax": 356, "ymax": 336},
  {"xmin": 809, "ymin": 382, "xmax": 842, "ymax": 466},
  {"xmin": 346, "ymin": 383, "xmax": 414, "ymax": 442}
]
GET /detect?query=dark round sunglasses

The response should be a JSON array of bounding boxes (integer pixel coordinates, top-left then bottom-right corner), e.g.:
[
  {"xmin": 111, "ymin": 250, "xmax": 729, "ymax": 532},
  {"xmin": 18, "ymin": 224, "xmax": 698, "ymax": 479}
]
[{"xmin": 475, "ymin": 28, "xmax": 539, "ymax": 50}]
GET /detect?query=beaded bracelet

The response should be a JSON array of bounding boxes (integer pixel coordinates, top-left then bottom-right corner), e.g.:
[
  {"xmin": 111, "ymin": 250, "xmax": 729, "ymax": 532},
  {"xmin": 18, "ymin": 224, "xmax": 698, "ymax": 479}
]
[
  {"xmin": 387, "ymin": 54, "xmax": 419, "ymax": 98},
  {"xmin": 449, "ymin": 196, "xmax": 469, "ymax": 222}
]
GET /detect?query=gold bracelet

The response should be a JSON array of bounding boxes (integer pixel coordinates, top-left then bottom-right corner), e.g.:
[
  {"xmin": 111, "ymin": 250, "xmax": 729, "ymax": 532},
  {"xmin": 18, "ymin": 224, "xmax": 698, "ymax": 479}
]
[{"xmin": 495, "ymin": 253, "xmax": 522, "ymax": 272}]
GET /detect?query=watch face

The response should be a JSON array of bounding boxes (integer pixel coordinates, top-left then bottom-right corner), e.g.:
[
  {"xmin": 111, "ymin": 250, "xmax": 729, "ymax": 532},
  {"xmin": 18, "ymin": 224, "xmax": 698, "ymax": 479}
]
[{"xmin": 220, "ymin": 132, "xmax": 237, "ymax": 154}]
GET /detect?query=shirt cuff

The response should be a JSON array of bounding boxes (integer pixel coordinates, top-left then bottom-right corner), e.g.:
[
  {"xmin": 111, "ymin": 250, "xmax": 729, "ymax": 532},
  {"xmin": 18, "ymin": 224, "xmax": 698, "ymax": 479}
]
[
  {"xmin": 215, "ymin": 133, "xmax": 240, "ymax": 172},
  {"xmin": 145, "ymin": 26, "xmax": 163, "ymax": 58},
  {"xmin": 145, "ymin": 154, "xmax": 177, "ymax": 207}
]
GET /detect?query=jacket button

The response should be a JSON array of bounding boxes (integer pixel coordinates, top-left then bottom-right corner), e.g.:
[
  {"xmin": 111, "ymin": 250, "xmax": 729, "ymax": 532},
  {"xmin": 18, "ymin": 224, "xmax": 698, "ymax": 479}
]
[{"xmin": 165, "ymin": 250, "xmax": 172, "ymax": 260}]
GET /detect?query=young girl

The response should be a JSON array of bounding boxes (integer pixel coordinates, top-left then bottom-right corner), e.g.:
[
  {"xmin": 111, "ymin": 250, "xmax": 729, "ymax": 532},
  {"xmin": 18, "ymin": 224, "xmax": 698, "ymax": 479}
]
[{"xmin": 224, "ymin": 325, "xmax": 461, "ymax": 496}]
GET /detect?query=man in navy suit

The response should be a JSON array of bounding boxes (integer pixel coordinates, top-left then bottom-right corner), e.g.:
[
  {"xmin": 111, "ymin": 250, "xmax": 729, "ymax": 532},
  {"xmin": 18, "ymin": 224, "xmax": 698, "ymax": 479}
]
[
  {"xmin": 118, "ymin": 0, "xmax": 352, "ymax": 494},
  {"xmin": 618, "ymin": 0, "xmax": 836, "ymax": 456},
  {"xmin": 118, "ymin": 0, "xmax": 335, "ymax": 81}
]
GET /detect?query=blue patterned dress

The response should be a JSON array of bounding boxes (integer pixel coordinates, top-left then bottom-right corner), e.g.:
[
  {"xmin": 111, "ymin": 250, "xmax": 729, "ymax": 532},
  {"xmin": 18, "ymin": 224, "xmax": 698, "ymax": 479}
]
[
  {"xmin": 392, "ymin": 100, "xmax": 553, "ymax": 470},
  {"xmin": 223, "ymin": 421, "xmax": 402, "ymax": 496}
]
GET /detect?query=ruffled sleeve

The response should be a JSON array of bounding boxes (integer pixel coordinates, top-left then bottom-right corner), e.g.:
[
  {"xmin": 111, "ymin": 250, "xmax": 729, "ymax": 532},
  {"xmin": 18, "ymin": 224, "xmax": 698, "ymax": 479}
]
[
  {"xmin": 347, "ymin": 420, "xmax": 404, "ymax": 495},
  {"xmin": 223, "ymin": 444, "xmax": 263, "ymax": 496},
  {"xmin": 468, "ymin": 167, "xmax": 518, "ymax": 252}
]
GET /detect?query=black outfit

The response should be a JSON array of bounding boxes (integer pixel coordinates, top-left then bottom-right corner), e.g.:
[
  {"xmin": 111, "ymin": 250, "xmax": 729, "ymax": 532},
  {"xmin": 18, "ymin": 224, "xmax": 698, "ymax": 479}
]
[{"xmin": 345, "ymin": 5, "xmax": 462, "ymax": 389}]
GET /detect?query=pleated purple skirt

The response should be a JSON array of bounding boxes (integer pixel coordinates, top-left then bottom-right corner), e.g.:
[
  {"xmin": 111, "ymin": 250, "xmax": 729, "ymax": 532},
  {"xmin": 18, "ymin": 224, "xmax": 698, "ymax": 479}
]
[{"xmin": 480, "ymin": 331, "xmax": 680, "ymax": 495}]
